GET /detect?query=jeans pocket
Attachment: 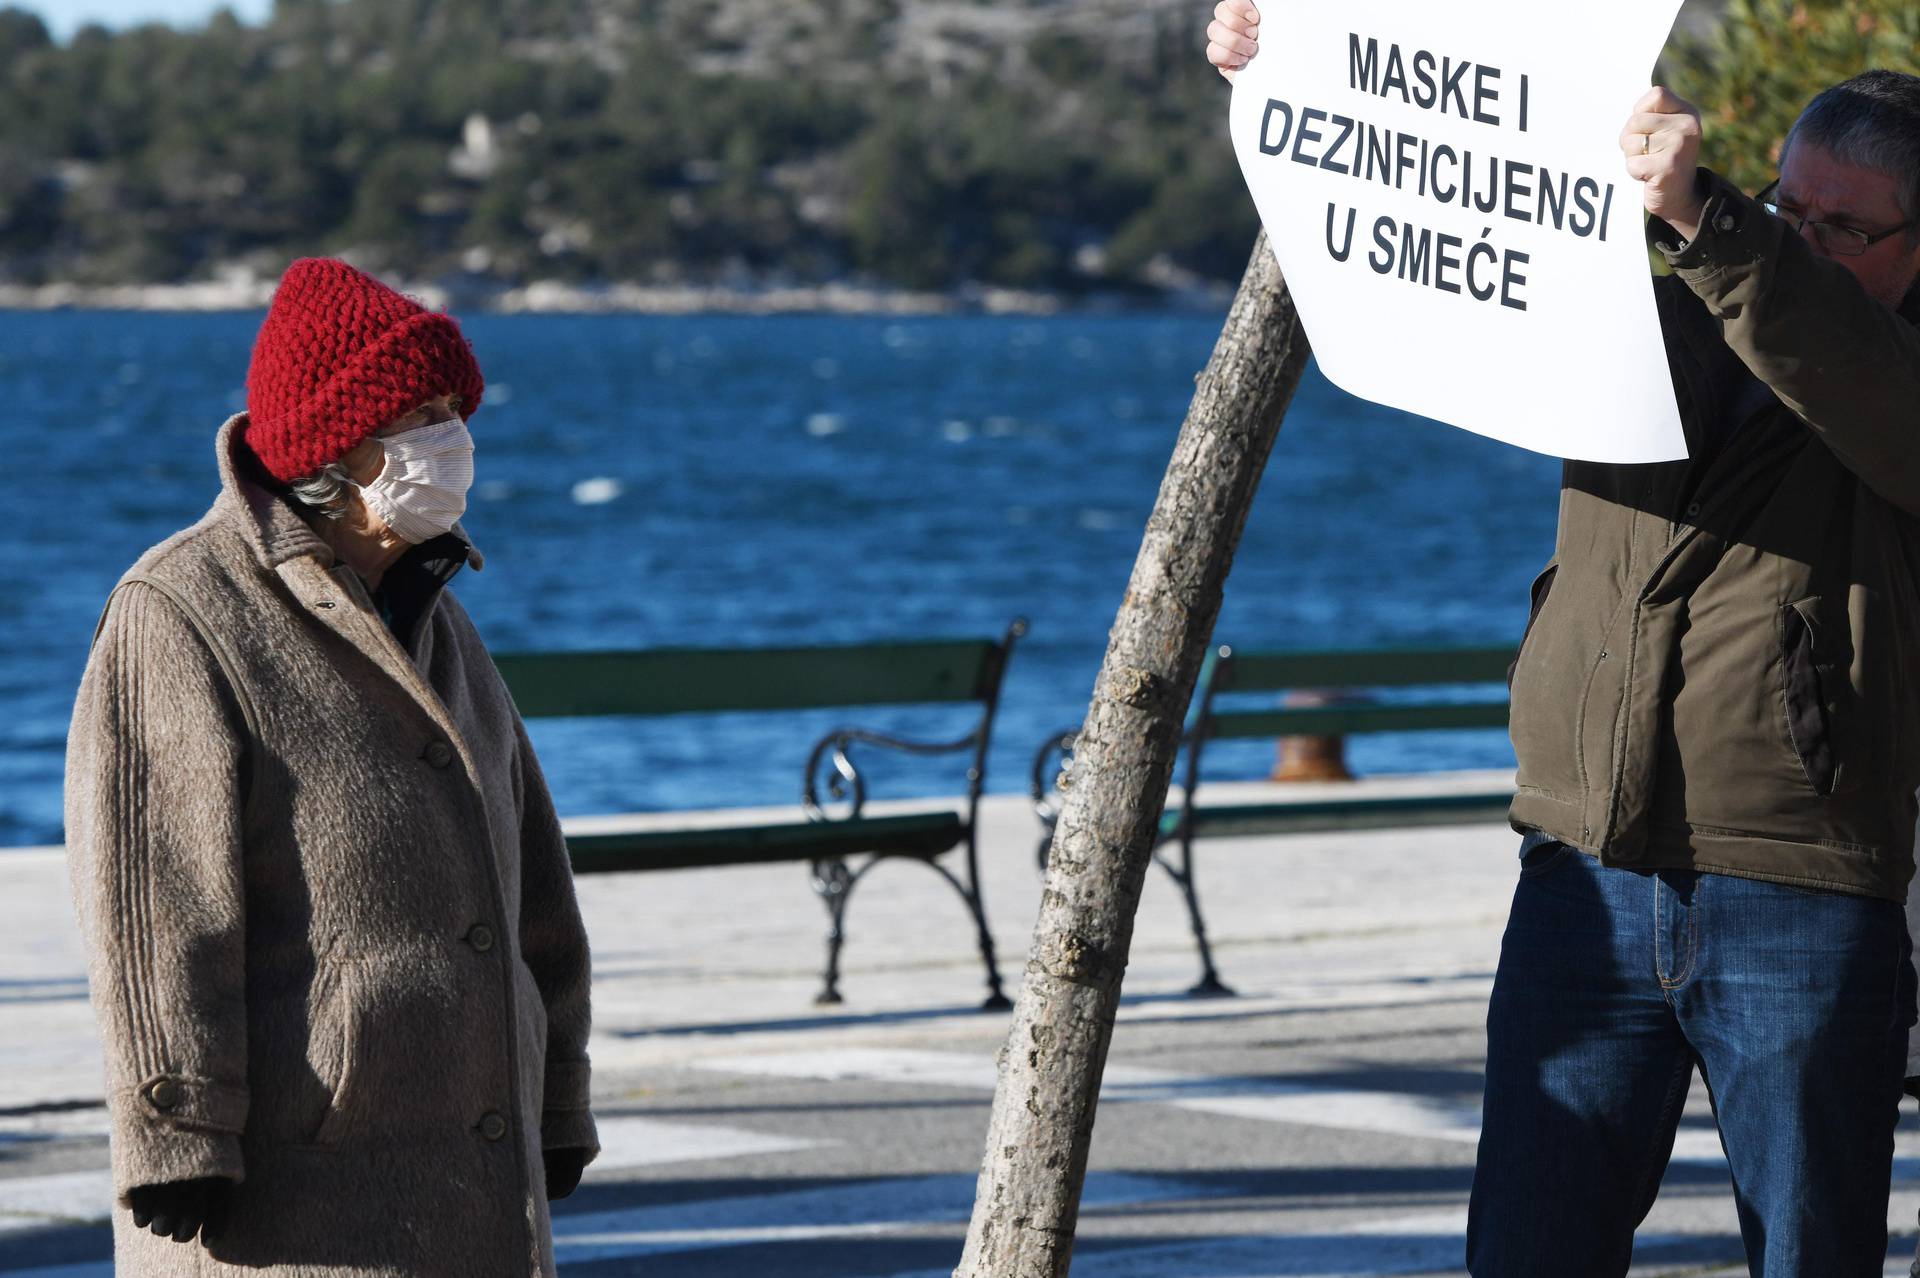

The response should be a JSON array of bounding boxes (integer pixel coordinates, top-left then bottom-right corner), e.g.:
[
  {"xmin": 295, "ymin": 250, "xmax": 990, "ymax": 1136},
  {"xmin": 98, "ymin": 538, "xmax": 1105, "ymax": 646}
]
[{"xmin": 1518, "ymin": 840, "xmax": 1574, "ymax": 879}]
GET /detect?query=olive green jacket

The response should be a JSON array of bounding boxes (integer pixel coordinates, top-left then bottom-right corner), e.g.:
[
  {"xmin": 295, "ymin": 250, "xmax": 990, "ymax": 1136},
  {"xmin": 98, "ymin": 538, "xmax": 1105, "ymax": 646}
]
[{"xmin": 1508, "ymin": 171, "xmax": 1920, "ymax": 901}]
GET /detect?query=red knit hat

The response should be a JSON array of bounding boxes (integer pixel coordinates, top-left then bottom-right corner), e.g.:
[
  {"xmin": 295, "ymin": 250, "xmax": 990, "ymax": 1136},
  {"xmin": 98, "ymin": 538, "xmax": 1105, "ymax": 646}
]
[{"xmin": 243, "ymin": 257, "xmax": 484, "ymax": 483}]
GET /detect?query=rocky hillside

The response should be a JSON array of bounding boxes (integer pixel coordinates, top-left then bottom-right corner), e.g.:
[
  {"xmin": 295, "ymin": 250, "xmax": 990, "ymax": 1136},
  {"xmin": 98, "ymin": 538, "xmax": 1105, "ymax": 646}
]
[{"xmin": 0, "ymin": 0, "xmax": 1735, "ymax": 304}]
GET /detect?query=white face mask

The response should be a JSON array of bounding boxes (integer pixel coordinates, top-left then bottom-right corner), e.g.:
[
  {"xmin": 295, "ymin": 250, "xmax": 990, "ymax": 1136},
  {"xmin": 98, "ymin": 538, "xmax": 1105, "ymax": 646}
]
[{"xmin": 358, "ymin": 417, "xmax": 475, "ymax": 544}]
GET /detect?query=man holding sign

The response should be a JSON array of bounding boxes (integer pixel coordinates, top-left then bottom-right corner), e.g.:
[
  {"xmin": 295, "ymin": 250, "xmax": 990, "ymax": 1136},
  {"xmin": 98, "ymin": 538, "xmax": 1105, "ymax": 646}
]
[{"xmin": 1211, "ymin": 4, "xmax": 1920, "ymax": 1274}]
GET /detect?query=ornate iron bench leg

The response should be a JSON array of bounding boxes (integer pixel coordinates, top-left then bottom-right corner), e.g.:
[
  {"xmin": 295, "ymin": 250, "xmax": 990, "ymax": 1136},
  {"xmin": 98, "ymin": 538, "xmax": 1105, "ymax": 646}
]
[
  {"xmin": 962, "ymin": 831, "xmax": 1012, "ymax": 1011},
  {"xmin": 1170, "ymin": 827, "xmax": 1234, "ymax": 998},
  {"xmin": 809, "ymin": 843, "xmax": 1007, "ymax": 1011},
  {"xmin": 810, "ymin": 857, "xmax": 854, "ymax": 1005}
]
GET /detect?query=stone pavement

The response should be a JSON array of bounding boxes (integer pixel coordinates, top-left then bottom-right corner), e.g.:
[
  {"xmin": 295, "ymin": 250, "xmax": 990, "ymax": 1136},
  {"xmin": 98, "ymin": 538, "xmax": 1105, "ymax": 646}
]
[{"xmin": 3, "ymin": 779, "xmax": 1917, "ymax": 1275}]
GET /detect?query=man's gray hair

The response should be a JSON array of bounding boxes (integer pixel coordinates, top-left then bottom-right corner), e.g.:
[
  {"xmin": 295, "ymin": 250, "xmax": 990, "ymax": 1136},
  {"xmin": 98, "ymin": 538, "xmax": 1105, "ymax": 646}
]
[
  {"xmin": 288, "ymin": 463, "xmax": 357, "ymax": 521},
  {"xmin": 1783, "ymin": 69, "xmax": 1920, "ymax": 233}
]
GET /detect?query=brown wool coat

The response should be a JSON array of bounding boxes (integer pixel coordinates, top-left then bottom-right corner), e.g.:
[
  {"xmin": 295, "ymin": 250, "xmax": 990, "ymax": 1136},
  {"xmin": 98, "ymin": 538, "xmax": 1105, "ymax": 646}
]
[{"xmin": 64, "ymin": 415, "xmax": 598, "ymax": 1276}]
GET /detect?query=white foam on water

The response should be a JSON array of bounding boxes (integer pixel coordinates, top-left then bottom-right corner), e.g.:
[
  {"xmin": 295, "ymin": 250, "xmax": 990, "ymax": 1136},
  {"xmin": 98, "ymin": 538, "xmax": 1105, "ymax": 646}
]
[{"xmin": 570, "ymin": 476, "xmax": 623, "ymax": 505}]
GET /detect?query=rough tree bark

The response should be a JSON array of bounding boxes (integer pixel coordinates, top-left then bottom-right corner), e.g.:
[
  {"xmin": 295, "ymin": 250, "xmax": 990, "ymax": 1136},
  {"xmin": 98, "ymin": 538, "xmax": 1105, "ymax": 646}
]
[{"xmin": 955, "ymin": 231, "xmax": 1311, "ymax": 1278}]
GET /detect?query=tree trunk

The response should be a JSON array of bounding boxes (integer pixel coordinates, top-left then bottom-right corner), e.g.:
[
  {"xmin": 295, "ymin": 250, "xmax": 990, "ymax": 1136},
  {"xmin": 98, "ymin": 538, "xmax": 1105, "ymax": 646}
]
[{"xmin": 955, "ymin": 231, "xmax": 1311, "ymax": 1278}]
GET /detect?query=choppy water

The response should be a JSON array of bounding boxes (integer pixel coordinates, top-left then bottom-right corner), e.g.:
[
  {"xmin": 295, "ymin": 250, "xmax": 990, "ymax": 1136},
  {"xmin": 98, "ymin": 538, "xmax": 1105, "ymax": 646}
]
[{"xmin": 0, "ymin": 310, "xmax": 1558, "ymax": 847}]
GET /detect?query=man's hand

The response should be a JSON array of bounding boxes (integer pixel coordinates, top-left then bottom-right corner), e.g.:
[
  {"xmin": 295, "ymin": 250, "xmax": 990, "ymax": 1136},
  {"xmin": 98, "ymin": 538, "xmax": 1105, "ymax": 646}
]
[
  {"xmin": 128, "ymin": 1176, "xmax": 233, "ymax": 1245},
  {"xmin": 1622, "ymin": 86, "xmax": 1706, "ymax": 242},
  {"xmin": 1206, "ymin": 1, "xmax": 1260, "ymax": 83}
]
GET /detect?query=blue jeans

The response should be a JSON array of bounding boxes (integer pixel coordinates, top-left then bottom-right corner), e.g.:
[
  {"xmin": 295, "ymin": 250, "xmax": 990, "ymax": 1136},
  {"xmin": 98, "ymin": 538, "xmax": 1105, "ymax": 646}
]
[{"xmin": 1467, "ymin": 838, "xmax": 1915, "ymax": 1277}]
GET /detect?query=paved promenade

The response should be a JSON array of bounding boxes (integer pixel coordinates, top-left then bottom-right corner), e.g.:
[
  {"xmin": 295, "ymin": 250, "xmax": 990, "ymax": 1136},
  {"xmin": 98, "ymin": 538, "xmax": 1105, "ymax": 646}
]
[{"xmin": 4, "ymin": 780, "xmax": 1917, "ymax": 1275}]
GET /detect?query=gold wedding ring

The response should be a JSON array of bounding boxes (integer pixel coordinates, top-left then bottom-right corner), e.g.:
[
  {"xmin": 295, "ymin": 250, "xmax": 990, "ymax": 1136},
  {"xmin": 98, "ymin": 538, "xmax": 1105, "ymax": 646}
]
[{"xmin": 1642, "ymin": 133, "xmax": 1652, "ymax": 155}]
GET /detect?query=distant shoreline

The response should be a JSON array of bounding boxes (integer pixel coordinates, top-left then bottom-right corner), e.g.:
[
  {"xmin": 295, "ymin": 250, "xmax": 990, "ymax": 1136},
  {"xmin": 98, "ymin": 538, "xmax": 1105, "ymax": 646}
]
[{"xmin": 0, "ymin": 277, "xmax": 1235, "ymax": 317}]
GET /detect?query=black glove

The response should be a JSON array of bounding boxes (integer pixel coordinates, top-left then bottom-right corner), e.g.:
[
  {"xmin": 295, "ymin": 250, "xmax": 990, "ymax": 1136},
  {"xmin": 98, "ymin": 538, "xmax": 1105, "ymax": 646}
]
[
  {"xmin": 128, "ymin": 1176, "xmax": 233, "ymax": 1244},
  {"xmin": 544, "ymin": 1146, "xmax": 589, "ymax": 1200}
]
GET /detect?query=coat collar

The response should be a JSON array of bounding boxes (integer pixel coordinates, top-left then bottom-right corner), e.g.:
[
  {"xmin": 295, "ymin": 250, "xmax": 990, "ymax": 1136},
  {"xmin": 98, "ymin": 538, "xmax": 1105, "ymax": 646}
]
[{"xmin": 213, "ymin": 413, "xmax": 485, "ymax": 575}]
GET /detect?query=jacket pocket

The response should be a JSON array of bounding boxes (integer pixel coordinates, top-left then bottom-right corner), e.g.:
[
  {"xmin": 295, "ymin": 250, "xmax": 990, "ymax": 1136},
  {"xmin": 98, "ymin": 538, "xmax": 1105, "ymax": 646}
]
[
  {"xmin": 1780, "ymin": 601, "xmax": 1836, "ymax": 796},
  {"xmin": 308, "ymin": 962, "xmax": 365, "ymax": 1147},
  {"xmin": 1508, "ymin": 563, "xmax": 1558, "ymax": 690}
]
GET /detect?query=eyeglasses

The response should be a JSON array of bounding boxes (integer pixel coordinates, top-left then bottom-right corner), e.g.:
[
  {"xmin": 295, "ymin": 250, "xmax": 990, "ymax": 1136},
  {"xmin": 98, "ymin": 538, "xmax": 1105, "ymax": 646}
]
[{"xmin": 1756, "ymin": 179, "xmax": 1916, "ymax": 257}]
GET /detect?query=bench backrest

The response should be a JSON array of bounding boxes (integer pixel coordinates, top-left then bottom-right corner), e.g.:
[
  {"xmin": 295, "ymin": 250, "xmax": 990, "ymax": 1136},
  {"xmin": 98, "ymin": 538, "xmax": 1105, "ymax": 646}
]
[
  {"xmin": 1197, "ymin": 645, "xmax": 1516, "ymax": 740},
  {"xmin": 494, "ymin": 638, "xmax": 1012, "ymax": 720},
  {"xmin": 497, "ymin": 623, "xmax": 1027, "ymax": 823}
]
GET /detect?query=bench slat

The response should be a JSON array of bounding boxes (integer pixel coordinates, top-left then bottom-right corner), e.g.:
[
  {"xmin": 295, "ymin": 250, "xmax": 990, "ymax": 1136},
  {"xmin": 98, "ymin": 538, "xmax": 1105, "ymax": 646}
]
[
  {"xmin": 1161, "ymin": 791, "xmax": 1516, "ymax": 838},
  {"xmin": 1223, "ymin": 647, "xmax": 1516, "ymax": 692},
  {"xmin": 1207, "ymin": 701, "xmax": 1511, "ymax": 739},
  {"xmin": 496, "ymin": 641, "xmax": 1002, "ymax": 718},
  {"xmin": 567, "ymin": 811, "xmax": 967, "ymax": 873}
]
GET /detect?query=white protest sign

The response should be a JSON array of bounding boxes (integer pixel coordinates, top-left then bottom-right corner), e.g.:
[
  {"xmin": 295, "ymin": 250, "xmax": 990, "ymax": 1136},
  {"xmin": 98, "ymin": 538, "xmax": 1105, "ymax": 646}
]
[{"xmin": 1229, "ymin": 1, "xmax": 1688, "ymax": 463}]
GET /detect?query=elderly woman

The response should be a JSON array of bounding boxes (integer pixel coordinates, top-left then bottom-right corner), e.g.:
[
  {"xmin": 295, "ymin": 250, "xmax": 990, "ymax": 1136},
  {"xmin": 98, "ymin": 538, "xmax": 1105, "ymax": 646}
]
[{"xmin": 64, "ymin": 257, "xmax": 598, "ymax": 1274}]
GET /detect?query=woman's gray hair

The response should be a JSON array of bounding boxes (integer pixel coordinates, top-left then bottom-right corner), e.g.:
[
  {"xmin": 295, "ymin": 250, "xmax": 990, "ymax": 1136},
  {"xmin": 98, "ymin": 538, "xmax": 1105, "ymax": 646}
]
[
  {"xmin": 288, "ymin": 462, "xmax": 358, "ymax": 521},
  {"xmin": 1783, "ymin": 69, "xmax": 1920, "ymax": 232},
  {"xmin": 287, "ymin": 394, "xmax": 462, "ymax": 517}
]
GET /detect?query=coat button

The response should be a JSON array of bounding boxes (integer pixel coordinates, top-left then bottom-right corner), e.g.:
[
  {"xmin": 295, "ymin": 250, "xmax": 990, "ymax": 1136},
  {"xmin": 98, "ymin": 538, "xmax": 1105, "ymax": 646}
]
[
  {"xmin": 1686, "ymin": 502, "xmax": 1701, "ymax": 518},
  {"xmin": 479, "ymin": 1111, "xmax": 509, "ymax": 1141},
  {"xmin": 466, "ymin": 923, "xmax": 496, "ymax": 953},
  {"xmin": 146, "ymin": 1078, "xmax": 181, "ymax": 1110},
  {"xmin": 1714, "ymin": 213, "xmax": 1736, "ymax": 233},
  {"xmin": 423, "ymin": 741, "xmax": 454, "ymax": 769}
]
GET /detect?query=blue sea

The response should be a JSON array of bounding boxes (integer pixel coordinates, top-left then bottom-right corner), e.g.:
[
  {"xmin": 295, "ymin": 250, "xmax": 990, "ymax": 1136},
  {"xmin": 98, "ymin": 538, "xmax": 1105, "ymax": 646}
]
[{"xmin": 0, "ymin": 310, "xmax": 1559, "ymax": 848}]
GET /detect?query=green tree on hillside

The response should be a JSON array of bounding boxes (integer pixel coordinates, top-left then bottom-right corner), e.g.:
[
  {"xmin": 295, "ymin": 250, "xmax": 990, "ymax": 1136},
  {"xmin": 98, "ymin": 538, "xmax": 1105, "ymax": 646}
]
[
  {"xmin": 14, "ymin": 1, "xmax": 1918, "ymax": 297},
  {"xmin": 1671, "ymin": 0, "xmax": 1920, "ymax": 194},
  {"xmin": 0, "ymin": 0, "xmax": 1243, "ymax": 294}
]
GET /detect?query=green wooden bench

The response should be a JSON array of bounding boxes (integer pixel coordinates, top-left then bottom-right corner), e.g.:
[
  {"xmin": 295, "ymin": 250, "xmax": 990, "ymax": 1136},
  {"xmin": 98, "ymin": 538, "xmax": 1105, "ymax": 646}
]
[
  {"xmin": 1032, "ymin": 644, "xmax": 1516, "ymax": 997},
  {"xmin": 494, "ymin": 619, "xmax": 1027, "ymax": 1010}
]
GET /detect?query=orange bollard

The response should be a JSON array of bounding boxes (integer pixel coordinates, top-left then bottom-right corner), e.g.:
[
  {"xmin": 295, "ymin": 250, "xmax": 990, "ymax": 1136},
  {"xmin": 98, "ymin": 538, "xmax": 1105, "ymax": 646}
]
[{"xmin": 1271, "ymin": 689, "xmax": 1354, "ymax": 782}]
